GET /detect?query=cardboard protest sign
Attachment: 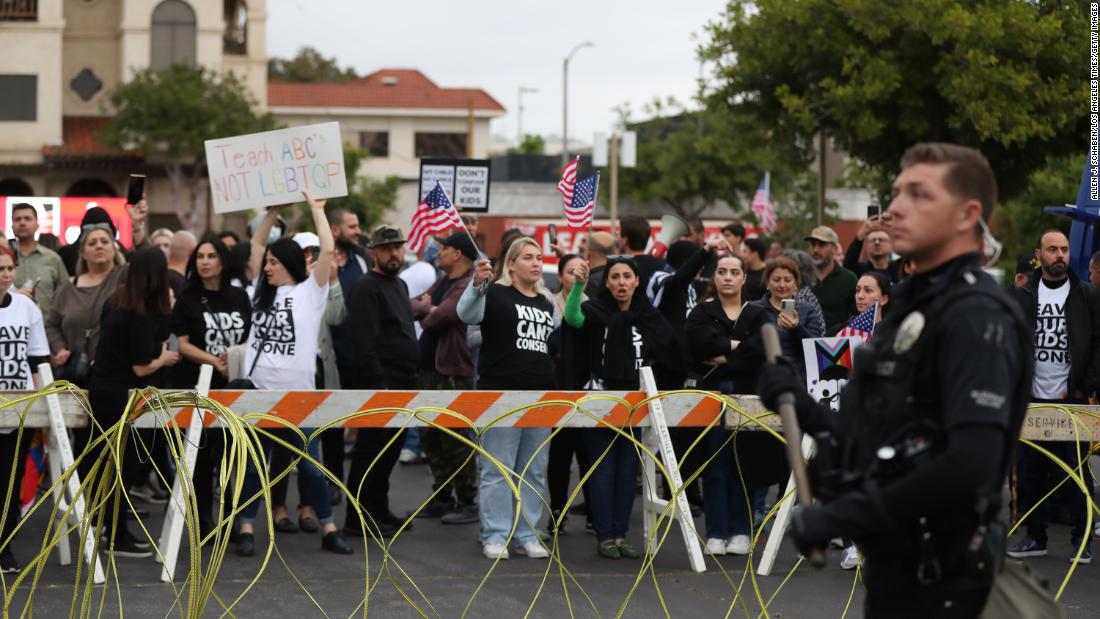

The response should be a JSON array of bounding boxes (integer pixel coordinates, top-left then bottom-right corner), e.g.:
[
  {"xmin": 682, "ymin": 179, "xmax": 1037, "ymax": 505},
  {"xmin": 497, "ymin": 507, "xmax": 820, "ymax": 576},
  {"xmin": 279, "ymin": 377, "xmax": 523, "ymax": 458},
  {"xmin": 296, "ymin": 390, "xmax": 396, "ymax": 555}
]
[
  {"xmin": 802, "ymin": 336, "xmax": 865, "ymax": 412},
  {"xmin": 205, "ymin": 122, "xmax": 348, "ymax": 213}
]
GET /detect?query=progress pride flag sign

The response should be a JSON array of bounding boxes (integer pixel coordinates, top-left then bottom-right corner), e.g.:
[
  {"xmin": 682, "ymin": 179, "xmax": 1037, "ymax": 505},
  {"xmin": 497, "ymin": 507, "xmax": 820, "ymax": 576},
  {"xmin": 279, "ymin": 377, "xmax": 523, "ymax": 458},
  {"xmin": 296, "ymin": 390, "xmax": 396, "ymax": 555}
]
[{"xmin": 205, "ymin": 122, "xmax": 348, "ymax": 213}]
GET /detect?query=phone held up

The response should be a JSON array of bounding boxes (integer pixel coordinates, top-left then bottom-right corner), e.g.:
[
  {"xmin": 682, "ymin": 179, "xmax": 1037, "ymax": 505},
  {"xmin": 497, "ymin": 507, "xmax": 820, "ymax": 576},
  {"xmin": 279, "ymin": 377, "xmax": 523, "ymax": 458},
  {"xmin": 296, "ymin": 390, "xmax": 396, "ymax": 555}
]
[
  {"xmin": 548, "ymin": 223, "xmax": 558, "ymax": 247},
  {"xmin": 867, "ymin": 204, "xmax": 880, "ymax": 220},
  {"xmin": 126, "ymin": 174, "xmax": 145, "ymax": 206},
  {"xmin": 781, "ymin": 298, "xmax": 797, "ymax": 318}
]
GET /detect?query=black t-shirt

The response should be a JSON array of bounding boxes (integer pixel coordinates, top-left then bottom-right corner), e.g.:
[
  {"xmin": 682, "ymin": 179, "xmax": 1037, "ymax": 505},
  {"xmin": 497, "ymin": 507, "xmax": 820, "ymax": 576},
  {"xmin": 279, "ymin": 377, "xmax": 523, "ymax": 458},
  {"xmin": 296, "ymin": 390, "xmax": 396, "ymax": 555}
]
[
  {"xmin": 170, "ymin": 285, "xmax": 252, "ymax": 388},
  {"xmin": 418, "ymin": 276, "xmax": 455, "ymax": 369},
  {"xmin": 92, "ymin": 307, "xmax": 167, "ymax": 391},
  {"xmin": 476, "ymin": 284, "xmax": 555, "ymax": 390},
  {"xmin": 744, "ymin": 267, "xmax": 765, "ymax": 302}
]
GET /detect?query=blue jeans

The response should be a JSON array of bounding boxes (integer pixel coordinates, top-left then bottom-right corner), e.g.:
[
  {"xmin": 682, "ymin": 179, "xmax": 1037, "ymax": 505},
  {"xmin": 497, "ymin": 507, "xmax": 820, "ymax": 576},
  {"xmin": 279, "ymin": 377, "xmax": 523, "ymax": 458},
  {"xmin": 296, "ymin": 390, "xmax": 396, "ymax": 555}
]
[
  {"xmin": 240, "ymin": 428, "xmax": 332, "ymax": 525},
  {"xmin": 701, "ymin": 429, "xmax": 753, "ymax": 539},
  {"xmin": 403, "ymin": 427, "xmax": 422, "ymax": 454},
  {"xmin": 478, "ymin": 427, "xmax": 550, "ymax": 545},
  {"xmin": 582, "ymin": 429, "xmax": 638, "ymax": 542}
]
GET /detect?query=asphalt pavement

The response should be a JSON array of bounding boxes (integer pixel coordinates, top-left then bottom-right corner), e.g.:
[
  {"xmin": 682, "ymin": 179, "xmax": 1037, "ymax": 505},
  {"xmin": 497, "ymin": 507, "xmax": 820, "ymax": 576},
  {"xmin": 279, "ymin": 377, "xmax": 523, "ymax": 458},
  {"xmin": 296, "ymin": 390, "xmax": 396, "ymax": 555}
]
[{"xmin": 2, "ymin": 458, "xmax": 1098, "ymax": 618}]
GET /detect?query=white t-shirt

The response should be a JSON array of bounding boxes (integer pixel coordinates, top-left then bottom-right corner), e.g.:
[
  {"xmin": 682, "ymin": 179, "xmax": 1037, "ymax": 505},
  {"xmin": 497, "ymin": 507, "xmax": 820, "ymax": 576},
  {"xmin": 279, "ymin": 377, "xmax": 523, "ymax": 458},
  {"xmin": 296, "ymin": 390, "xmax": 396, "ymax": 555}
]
[
  {"xmin": 1033, "ymin": 278, "xmax": 1071, "ymax": 399},
  {"xmin": 0, "ymin": 294, "xmax": 50, "ymax": 434},
  {"xmin": 400, "ymin": 260, "xmax": 436, "ymax": 339},
  {"xmin": 244, "ymin": 277, "xmax": 328, "ymax": 390}
]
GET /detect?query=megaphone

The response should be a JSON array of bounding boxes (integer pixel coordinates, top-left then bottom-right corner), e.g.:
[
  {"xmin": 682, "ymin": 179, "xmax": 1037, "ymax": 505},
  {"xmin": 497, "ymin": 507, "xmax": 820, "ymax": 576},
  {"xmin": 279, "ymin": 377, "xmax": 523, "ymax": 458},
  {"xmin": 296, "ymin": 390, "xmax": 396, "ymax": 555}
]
[{"xmin": 650, "ymin": 214, "xmax": 691, "ymax": 258}]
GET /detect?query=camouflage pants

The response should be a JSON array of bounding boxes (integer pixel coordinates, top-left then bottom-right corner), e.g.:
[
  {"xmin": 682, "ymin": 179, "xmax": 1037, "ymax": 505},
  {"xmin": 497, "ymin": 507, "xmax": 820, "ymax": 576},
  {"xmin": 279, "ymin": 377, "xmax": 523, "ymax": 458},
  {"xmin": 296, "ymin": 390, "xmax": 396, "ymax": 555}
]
[{"xmin": 419, "ymin": 370, "xmax": 478, "ymax": 505}]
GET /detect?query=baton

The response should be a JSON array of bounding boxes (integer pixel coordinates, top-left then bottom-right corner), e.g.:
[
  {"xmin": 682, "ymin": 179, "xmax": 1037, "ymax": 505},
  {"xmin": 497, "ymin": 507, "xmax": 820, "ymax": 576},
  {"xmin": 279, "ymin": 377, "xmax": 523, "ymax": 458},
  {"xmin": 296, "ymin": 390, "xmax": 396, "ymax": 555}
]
[{"xmin": 761, "ymin": 322, "xmax": 826, "ymax": 568}]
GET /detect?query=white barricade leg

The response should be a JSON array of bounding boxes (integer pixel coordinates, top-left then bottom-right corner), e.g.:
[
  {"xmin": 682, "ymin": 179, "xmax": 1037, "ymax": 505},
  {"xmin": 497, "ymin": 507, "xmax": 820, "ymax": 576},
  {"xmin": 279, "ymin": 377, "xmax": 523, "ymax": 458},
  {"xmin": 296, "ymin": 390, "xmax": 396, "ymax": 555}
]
[
  {"xmin": 159, "ymin": 364, "xmax": 212, "ymax": 582},
  {"xmin": 640, "ymin": 425, "xmax": 664, "ymax": 554},
  {"xmin": 639, "ymin": 367, "xmax": 706, "ymax": 573},
  {"xmin": 38, "ymin": 363, "xmax": 105, "ymax": 585},
  {"xmin": 44, "ymin": 428, "xmax": 71, "ymax": 566},
  {"xmin": 756, "ymin": 435, "xmax": 815, "ymax": 577}
]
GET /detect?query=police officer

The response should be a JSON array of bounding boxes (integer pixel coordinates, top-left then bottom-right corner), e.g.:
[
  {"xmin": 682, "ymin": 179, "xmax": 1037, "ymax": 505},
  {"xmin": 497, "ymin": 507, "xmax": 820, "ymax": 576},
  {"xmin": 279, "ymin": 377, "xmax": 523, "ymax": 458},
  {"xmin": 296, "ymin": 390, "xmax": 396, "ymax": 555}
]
[{"xmin": 758, "ymin": 143, "xmax": 1032, "ymax": 617}]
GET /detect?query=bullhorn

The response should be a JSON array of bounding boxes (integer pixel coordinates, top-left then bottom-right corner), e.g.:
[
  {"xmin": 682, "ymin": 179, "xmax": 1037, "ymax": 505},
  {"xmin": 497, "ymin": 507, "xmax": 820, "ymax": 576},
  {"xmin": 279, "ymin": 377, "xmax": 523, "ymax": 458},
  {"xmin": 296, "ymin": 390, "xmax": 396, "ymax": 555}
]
[{"xmin": 650, "ymin": 214, "xmax": 690, "ymax": 258}]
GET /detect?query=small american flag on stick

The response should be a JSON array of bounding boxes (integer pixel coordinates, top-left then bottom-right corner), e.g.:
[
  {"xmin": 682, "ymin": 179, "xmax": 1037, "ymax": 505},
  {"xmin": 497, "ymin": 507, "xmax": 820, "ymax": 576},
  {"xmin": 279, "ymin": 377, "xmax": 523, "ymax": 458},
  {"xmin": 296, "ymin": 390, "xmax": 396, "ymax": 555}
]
[
  {"xmin": 557, "ymin": 155, "xmax": 579, "ymax": 209},
  {"xmin": 407, "ymin": 182, "xmax": 464, "ymax": 252},
  {"xmin": 837, "ymin": 303, "xmax": 877, "ymax": 342}
]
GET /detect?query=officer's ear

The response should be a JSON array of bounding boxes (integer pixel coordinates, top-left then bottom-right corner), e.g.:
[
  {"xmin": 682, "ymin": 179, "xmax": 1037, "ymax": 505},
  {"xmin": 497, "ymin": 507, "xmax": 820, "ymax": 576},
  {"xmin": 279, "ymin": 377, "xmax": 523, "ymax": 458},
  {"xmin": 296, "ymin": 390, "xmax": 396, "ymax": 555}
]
[{"xmin": 955, "ymin": 198, "xmax": 983, "ymax": 238}]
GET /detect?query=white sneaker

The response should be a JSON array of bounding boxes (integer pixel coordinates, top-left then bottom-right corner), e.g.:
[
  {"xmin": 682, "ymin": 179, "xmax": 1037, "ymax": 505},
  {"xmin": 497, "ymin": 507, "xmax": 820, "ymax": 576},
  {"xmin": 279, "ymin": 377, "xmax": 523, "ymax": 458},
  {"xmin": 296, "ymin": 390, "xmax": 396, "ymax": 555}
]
[
  {"xmin": 514, "ymin": 540, "xmax": 549, "ymax": 559},
  {"xmin": 705, "ymin": 538, "xmax": 727, "ymax": 555},
  {"xmin": 398, "ymin": 448, "xmax": 423, "ymax": 464},
  {"xmin": 840, "ymin": 545, "xmax": 861, "ymax": 570},
  {"xmin": 482, "ymin": 541, "xmax": 509, "ymax": 560},
  {"xmin": 727, "ymin": 535, "xmax": 750, "ymax": 555}
]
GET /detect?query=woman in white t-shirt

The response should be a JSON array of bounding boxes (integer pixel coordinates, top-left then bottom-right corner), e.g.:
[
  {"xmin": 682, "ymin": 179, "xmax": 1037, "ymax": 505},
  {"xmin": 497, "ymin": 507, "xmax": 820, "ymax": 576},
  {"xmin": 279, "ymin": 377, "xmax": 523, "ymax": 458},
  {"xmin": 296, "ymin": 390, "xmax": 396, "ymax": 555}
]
[
  {"xmin": 0, "ymin": 245, "xmax": 50, "ymax": 574},
  {"xmin": 234, "ymin": 194, "xmax": 353, "ymax": 557}
]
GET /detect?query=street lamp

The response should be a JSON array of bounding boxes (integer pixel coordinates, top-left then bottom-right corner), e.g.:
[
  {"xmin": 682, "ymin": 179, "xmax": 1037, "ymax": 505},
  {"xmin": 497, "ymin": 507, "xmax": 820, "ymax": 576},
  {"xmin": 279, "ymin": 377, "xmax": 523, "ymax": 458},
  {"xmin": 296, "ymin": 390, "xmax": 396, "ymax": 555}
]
[
  {"xmin": 517, "ymin": 86, "xmax": 539, "ymax": 148},
  {"xmin": 562, "ymin": 41, "xmax": 594, "ymax": 166}
]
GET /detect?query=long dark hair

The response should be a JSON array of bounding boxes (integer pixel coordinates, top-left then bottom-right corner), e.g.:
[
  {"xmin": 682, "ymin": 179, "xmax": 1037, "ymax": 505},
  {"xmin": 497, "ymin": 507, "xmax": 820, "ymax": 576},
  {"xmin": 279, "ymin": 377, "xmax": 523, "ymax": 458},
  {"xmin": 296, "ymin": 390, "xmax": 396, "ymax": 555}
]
[
  {"xmin": 252, "ymin": 238, "xmax": 307, "ymax": 310},
  {"xmin": 183, "ymin": 235, "xmax": 232, "ymax": 295},
  {"xmin": 113, "ymin": 248, "xmax": 171, "ymax": 316}
]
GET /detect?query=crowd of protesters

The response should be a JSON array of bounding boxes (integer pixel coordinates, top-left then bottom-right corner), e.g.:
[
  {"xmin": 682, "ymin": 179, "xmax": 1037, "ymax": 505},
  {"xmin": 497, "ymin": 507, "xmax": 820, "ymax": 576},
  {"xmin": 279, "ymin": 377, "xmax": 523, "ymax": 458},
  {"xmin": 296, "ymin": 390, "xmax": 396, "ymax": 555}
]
[{"xmin": 0, "ymin": 194, "xmax": 1005, "ymax": 575}]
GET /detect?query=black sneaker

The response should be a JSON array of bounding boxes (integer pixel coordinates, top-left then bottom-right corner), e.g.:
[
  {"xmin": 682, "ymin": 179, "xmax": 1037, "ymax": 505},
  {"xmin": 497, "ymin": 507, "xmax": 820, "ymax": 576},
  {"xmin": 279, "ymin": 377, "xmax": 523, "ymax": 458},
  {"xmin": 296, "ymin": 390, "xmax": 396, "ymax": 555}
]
[
  {"xmin": 129, "ymin": 482, "xmax": 169, "ymax": 505},
  {"xmin": 321, "ymin": 531, "xmax": 353, "ymax": 555},
  {"xmin": 414, "ymin": 497, "xmax": 455, "ymax": 519},
  {"xmin": 0, "ymin": 548, "xmax": 20, "ymax": 574},
  {"xmin": 235, "ymin": 532, "xmax": 255, "ymax": 557},
  {"xmin": 1007, "ymin": 537, "xmax": 1048, "ymax": 558},
  {"xmin": 101, "ymin": 531, "xmax": 151, "ymax": 550},
  {"xmin": 441, "ymin": 502, "xmax": 479, "ymax": 525},
  {"xmin": 111, "ymin": 531, "xmax": 154, "ymax": 558},
  {"xmin": 1070, "ymin": 539, "xmax": 1092, "ymax": 564},
  {"xmin": 546, "ymin": 509, "xmax": 567, "ymax": 535}
]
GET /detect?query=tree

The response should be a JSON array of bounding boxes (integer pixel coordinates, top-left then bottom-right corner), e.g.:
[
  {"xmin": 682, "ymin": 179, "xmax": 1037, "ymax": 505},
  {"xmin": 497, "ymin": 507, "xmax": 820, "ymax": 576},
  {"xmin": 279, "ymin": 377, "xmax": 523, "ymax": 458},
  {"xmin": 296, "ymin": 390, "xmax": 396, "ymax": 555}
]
[
  {"xmin": 294, "ymin": 147, "xmax": 399, "ymax": 232},
  {"xmin": 518, "ymin": 134, "xmax": 545, "ymax": 155},
  {"xmin": 103, "ymin": 64, "xmax": 277, "ymax": 232},
  {"xmin": 268, "ymin": 47, "xmax": 358, "ymax": 82},
  {"xmin": 700, "ymin": 0, "xmax": 1089, "ymax": 201},
  {"xmin": 993, "ymin": 154, "xmax": 1076, "ymax": 266},
  {"xmin": 615, "ymin": 97, "xmax": 811, "ymax": 219}
]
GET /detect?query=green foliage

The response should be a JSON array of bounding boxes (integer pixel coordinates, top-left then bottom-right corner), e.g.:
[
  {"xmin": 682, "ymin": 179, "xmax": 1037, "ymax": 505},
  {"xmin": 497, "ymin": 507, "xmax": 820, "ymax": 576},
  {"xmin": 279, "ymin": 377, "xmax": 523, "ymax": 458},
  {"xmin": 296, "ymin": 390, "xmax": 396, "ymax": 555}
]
[
  {"xmin": 701, "ymin": 0, "xmax": 1089, "ymax": 201},
  {"xmin": 296, "ymin": 147, "xmax": 398, "ymax": 232},
  {"xmin": 993, "ymin": 154, "xmax": 1077, "ymax": 267},
  {"xmin": 103, "ymin": 64, "xmax": 276, "ymax": 161},
  {"xmin": 616, "ymin": 98, "xmax": 811, "ymax": 219},
  {"xmin": 518, "ymin": 134, "xmax": 545, "ymax": 155},
  {"xmin": 268, "ymin": 47, "xmax": 359, "ymax": 82}
]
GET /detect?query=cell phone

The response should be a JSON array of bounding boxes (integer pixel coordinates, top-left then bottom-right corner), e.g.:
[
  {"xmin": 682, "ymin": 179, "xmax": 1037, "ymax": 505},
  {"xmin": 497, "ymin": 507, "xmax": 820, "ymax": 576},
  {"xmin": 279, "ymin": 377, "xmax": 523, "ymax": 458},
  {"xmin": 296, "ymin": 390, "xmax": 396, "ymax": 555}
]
[
  {"xmin": 781, "ymin": 299, "xmax": 796, "ymax": 318},
  {"xmin": 867, "ymin": 204, "xmax": 880, "ymax": 220},
  {"xmin": 548, "ymin": 224, "xmax": 558, "ymax": 246},
  {"xmin": 167, "ymin": 334, "xmax": 179, "ymax": 352},
  {"xmin": 127, "ymin": 174, "xmax": 145, "ymax": 206}
]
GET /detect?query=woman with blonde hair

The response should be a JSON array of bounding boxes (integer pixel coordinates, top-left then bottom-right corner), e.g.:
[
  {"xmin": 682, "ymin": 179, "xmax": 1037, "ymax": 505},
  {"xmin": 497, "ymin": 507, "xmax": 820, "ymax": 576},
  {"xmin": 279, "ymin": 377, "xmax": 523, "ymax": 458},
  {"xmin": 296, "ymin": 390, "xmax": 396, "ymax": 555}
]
[{"xmin": 458, "ymin": 237, "xmax": 556, "ymax": 560}]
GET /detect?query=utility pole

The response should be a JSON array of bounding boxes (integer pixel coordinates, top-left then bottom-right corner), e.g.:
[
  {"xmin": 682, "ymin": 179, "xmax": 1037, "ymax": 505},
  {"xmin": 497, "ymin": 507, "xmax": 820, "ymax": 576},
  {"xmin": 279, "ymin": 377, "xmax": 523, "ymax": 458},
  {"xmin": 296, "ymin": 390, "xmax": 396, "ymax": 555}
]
[
  {"xmin": 466, "ymin": 99, "xmax": 475, "ymax": 158},
  {"xmin": 817, "ymin": 132, "xmax": 826, "ymax": 225},
  {"xmin": 562, "ymin": 42, "xmax": 594, "ymax": 167},
  {"xmin": 517, "ymin": 86, "xmax": 538, "ymax": 148},
  {"xmin": 609, "ymin": 133, "xmax": 620, "ymax": 236}
]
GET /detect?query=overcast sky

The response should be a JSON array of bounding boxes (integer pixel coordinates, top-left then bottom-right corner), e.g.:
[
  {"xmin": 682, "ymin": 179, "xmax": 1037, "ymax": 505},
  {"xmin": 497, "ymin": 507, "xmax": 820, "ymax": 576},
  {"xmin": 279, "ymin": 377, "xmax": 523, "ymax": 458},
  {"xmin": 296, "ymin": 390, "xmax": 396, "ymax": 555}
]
[{"xmin": 266, "ymin": 0, "xmax": 728, "ymax": 147}]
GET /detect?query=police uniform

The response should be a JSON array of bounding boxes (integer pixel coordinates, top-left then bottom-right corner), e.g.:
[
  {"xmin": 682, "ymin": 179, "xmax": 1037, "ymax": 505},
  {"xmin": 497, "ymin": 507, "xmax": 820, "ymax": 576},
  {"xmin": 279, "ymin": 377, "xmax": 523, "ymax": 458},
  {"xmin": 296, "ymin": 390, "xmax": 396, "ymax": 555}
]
[{"xmin": 760, "ymin": 252, "xmax": 1032, "ymax": 618}]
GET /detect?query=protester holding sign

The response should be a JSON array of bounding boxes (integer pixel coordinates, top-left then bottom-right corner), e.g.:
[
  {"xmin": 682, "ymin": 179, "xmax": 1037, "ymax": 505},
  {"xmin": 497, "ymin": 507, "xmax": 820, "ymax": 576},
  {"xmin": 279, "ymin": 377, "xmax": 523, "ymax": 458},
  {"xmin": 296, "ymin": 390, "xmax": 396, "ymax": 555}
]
[
  {"xmin": 0, "ymin": 244, "xmax": 50, "ymax": 574},
  {"xmin": 564, "ymin": 256, "xmax": 678, "ymax": 560},
  {"xmin": 170, "ymin": 236, "xmax": 251, "ymax": 534},
  {"xmin": 235, "ymin": 194, "xmax": 353, "ymax": 557},
  {"xmin": 457, "ymin": 238, "xmax": 555, "ymax": 561},
  {"xmin": 684, "ymin": 254, "xmax": 774, "ymax": 556}
]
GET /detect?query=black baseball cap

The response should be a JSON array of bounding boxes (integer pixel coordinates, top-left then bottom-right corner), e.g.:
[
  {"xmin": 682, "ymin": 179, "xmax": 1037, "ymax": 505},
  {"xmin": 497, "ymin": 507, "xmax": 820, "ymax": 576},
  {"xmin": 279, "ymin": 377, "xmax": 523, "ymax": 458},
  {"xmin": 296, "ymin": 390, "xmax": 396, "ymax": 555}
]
[{"xmin": 440, "ymin": 231, "xmax": 478, "ymax": 261}]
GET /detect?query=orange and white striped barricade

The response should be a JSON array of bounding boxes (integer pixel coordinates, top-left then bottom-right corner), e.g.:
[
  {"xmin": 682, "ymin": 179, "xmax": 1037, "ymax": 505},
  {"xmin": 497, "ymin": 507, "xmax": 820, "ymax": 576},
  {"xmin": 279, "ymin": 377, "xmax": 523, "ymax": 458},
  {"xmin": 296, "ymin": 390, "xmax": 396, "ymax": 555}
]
[
  {"xmin": 133, "ymin": 364, "xmax": 730, "ymax": 578},
  {"xmin": 724, "ymin": 401, "xmax": 1100, "ymax": 576},
  {"xmin": 1, "ymin": 364, "xmax": 106, "ymax": 584}
]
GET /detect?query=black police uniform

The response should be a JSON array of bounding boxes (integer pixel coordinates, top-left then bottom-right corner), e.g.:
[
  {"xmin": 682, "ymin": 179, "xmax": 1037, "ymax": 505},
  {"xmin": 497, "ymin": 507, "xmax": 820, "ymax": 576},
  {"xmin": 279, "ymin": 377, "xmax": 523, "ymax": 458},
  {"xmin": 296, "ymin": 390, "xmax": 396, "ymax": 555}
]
[{"xmin": 760, "ymin": 252, "xmax": 1032, "ymax": 618}]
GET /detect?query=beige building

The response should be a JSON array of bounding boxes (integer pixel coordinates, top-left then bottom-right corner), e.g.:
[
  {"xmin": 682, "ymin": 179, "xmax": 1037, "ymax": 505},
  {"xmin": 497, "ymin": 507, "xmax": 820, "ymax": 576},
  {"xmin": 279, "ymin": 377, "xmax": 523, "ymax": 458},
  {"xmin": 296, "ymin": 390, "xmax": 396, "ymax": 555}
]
[
  {"xmin": 269, "ymin": 69, "xmax": 505, "ymax": 231},
  {"xmin": 0, "ymin": 0, "xmax": 266, "ymax": 229}
]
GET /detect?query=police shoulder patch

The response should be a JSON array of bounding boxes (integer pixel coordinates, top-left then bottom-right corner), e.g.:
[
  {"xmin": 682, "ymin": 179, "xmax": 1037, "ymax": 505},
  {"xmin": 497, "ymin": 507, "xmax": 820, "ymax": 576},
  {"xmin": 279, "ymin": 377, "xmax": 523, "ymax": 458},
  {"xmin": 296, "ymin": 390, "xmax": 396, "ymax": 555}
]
[{"xmin": 893, "ymin": 311, "xmax": 926, "ymax": 354}]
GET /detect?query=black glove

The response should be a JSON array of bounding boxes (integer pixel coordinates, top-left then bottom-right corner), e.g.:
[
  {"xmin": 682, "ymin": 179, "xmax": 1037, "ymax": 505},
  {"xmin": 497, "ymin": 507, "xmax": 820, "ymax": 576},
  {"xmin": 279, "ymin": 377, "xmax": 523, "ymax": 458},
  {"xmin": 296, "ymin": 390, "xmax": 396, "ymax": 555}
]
[
  {"xmin": 790, "ymin": 504, "xmax": 833, "ymax": 559},
  {"xmin": 757, "ymin": 358, "xmax": 817, "ymax": 416}
]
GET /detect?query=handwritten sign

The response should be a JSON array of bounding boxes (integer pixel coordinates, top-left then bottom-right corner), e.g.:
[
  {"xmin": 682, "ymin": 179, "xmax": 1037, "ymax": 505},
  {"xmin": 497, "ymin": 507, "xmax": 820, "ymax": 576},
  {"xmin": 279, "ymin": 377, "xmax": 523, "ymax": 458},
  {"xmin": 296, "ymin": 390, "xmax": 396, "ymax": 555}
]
[
  {"xmin": 205, "ymin": 122, "xmax": 348, "ymax": 214},
  {"xmin": 418, "ymin": 158, "xmax": 491, "ymax": 213}
]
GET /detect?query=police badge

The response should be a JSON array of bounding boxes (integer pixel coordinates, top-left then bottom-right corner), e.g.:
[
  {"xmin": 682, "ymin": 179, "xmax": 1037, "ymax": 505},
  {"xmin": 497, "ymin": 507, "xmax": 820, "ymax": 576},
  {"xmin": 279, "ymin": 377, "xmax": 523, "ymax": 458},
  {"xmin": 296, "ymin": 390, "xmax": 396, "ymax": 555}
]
[{"xmin": 893, "ymin": 311, "xmax": 926, "ymax": 354}]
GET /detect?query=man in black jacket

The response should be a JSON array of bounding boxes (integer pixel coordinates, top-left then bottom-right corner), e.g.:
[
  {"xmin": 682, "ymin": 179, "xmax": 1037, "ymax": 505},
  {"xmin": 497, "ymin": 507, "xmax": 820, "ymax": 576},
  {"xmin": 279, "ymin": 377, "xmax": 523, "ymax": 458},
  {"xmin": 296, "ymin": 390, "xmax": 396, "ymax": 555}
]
[
  {"xmin": 343, "ymin": 225, "xmax": 419, "ymax": 537},
  {"xmin": 1008, "ymin": 228, "xmax": 1100, "ymax": 563}
]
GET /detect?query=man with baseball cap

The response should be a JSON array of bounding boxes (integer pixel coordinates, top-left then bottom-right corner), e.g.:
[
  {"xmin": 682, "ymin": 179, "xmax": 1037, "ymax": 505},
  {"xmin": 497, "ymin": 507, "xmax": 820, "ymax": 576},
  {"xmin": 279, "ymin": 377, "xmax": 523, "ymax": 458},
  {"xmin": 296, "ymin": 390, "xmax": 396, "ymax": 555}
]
[
  {"xmin": 805, "ymin": 225, "xmax": 857, "ymax": 328},
  {"xmin": 344, "ymin": 225, "xmax": 420, "ymax": 537},
  {"xmin": 410, "ymin": 231, "xmax": 480, "ymax": 524}
]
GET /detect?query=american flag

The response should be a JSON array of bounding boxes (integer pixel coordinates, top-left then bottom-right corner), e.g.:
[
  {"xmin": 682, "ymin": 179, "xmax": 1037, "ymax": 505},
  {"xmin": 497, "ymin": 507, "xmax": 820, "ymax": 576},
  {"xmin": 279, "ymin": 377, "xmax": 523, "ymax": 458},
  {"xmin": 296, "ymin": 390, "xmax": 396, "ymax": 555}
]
[
  {"xmin": 407, "ymin": 182, "xmax": 464, "ymax": 252},
  {"xmin": 557, "ymin": 155, "xmax": 579, "ymax": 209},
  {"xmin": 751, "ymin": 171, "xmax": 777, "ymax": 234},
  {"xmin": 567, "ymin": 174, "xmax": 598, "ymax": 230},
  {"xmin": 837, "ymin": 303, "xmax": 877, "ymax": 342}
]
